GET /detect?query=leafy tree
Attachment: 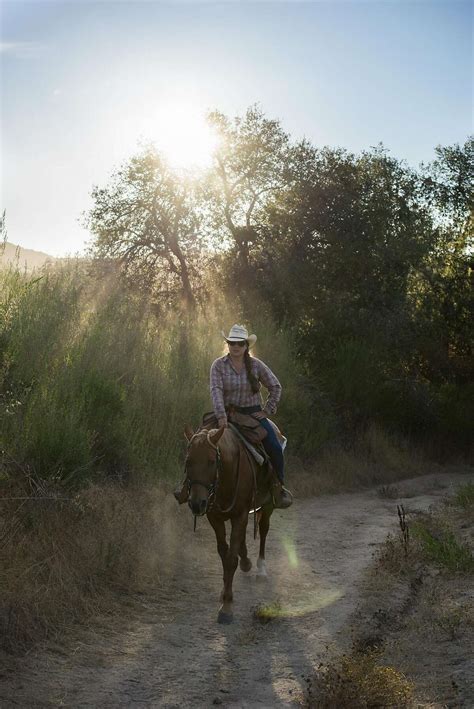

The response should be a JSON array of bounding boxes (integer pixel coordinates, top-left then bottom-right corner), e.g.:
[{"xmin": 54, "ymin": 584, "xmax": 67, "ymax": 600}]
[
  {"xmin": 239, "ymin": 144, "xmax": 444, "ymax": 431},
  {"xmin": 205, "ymin": 106, "xmax": 291, "ymax": 274},
  {"xmin": 421, "ymin": 136, "xmax": 473, "ymax": 226},
  {"xmin": 86, "ymin": 148, "xmax": 204, "ymax": 309},
  {"xmin": 413, "ymin": 137, "xmax": 474, "ymax": 379},
  {"xmin": 255, "ymin": 145, "xmax": 434, "ymax": 329}
]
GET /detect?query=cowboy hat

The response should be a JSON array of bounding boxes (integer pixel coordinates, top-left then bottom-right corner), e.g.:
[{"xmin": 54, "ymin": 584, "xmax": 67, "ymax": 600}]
[{"xmin": 221, "ymin": 324, "xmax": 257, "ymax": 348}]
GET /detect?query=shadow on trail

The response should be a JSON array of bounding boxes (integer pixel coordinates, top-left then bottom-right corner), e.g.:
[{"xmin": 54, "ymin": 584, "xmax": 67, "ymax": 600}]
[{"xmin": 97, "ymin": 505, "xmax": 339, "ymax": 708}]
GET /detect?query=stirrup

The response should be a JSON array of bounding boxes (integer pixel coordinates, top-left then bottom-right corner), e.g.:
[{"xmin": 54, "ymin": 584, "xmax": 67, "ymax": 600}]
[{"xmin": 272, "ymin": 483, "xmax": 293, "ymax": 509}]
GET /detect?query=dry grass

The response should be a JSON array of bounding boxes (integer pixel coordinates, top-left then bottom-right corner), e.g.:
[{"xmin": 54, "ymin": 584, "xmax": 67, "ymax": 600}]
[
  {"xmin": 342, "ymin": 480, "xmax": 474, "ymax": 707},
  {"xmin": 377, "ymin": 484, "xmax": 400, "ymax": 499},
  {"xmin": 418, "ymin": 584, "xmax": 474, "ymax": 641},
  {"xmin": 290, "ymin": 423, "xmax": 427, "ymax": 498},
  {"xmin": 304, "ymin": 651, "xmax": 415, "ymax": 708},
  {"xmin": 0, "ymin": 479, "xmax": 179, "ymax": 654}
]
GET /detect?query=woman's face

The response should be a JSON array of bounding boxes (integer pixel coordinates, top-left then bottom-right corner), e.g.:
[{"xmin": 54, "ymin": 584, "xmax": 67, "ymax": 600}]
[{"xmin": 227, "ymin": 339, "xmax": 247, "ymax": 357}]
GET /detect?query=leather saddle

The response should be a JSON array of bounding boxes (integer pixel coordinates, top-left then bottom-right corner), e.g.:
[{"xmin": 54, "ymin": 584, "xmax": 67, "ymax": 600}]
[
  {"xmin": 200, "ymin": 411, "xmax": 272, "ymax": 505},
  {"xmin": 201, "ymin": 410, "xmax": 266, "ymax": 445}
]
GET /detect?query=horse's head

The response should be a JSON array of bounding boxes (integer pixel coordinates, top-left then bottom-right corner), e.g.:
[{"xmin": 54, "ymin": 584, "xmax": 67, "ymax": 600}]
[{"xmin": 184, "ymin": 425, "xmax": 225, "ymax": 516}]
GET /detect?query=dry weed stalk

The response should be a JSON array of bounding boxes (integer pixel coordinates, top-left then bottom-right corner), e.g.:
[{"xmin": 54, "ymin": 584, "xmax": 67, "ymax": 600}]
[{"xmin": 397, "ymin": 504, "xmax": 410, "ymax": 559}]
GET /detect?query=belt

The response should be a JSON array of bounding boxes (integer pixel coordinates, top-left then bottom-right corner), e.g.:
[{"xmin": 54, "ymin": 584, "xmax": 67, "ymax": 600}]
[{"xmin": 227, "ymin": 404, "xmax": 262, "ymax": 414}]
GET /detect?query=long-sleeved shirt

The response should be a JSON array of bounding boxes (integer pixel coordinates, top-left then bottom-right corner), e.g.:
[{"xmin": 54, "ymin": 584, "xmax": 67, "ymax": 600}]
[{"xmin": 210, "ymin": 354, "xmax": 282, "ymax": 419}]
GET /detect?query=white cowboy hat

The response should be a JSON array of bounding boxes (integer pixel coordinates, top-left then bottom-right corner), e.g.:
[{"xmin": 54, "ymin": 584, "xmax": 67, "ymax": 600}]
[{"xmin": 221, "ymin": 324, "xmax": 257, "ymax": 348}]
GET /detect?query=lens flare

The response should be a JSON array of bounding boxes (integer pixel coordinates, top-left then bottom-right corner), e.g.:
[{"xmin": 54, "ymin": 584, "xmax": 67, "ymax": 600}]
[
  {"xmin": 282, "ymin": 538, "xmax": 299, "ymax": 569},
  {"xmin": 272, "ymin": 589, "xmax": 344, "ymax": 619}
]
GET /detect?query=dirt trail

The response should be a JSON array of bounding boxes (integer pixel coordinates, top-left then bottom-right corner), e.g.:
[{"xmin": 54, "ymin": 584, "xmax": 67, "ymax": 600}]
[{"xmin": 1, "ymin": 471, "xmax": 470, "ymax": 708}]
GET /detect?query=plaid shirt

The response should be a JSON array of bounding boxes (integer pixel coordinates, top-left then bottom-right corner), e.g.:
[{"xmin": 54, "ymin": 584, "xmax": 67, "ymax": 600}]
[{"xmin": 210, "ymin": 355, "xmax": 282, "ymax": 419}]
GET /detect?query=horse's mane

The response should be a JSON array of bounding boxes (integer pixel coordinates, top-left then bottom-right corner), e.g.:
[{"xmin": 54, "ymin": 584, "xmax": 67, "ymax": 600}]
[{"xmin": 194, "ymin": 427, "xmax": 239, "ymax": 459}]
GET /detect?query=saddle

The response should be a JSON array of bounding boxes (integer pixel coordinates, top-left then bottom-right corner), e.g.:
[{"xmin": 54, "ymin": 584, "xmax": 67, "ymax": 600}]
[
  {"xmin": 200, "ymin": 411, "xmax": 284, "ymax": 508},
  {"xmin": 201, "ymin": 410, "xmax": 266, "ymax": 445}
]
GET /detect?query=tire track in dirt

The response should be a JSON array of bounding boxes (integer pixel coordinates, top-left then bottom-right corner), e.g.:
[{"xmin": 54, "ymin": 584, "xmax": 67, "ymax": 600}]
[{"xmin": 0, "ymin": 472, "xmax": 469, "ymax": 708}]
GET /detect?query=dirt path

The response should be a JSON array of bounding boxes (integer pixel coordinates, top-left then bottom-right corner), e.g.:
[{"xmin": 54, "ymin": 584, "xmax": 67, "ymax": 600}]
[{"xmin": 1, "ymin": 471, "xmax": 470, "ymax": 708}]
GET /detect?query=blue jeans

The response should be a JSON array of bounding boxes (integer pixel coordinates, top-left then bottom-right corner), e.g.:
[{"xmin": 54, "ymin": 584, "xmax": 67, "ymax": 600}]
[{"xmin": 233, "ymin": 405, "xmax": 285, "ymax": 483}]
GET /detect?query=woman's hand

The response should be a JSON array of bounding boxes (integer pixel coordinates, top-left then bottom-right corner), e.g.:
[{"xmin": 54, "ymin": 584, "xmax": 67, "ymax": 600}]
[
  {"xmin": 218, "ymin": 417, "xmax": 228, "ymax": 428},
  {"xmin": 253, "ymin": 410, "xmax": 267, "ymax": 420}
]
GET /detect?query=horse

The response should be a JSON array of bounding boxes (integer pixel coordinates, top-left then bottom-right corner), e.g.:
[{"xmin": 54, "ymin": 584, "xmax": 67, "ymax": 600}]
[{"xmin": 182, "ymin": 423, "xmax": 274, "ymax": 624}]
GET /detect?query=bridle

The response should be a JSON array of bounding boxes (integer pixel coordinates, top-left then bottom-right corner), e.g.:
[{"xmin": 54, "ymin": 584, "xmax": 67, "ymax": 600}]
[
  {"xmin": 184, "ymin": 431, "xmax": 223, "ymax": 513},
  {"xmin": 185, "ymin": 429, "xmax": 244, "ymax": 518}
]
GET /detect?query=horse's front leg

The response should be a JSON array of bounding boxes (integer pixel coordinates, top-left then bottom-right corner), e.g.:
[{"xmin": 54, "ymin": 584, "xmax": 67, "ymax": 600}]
[
  {"xmin": 256, "ymin": 504, "xmax": 273, "ymax": 580},
  {"xmin": 207, "ymin": 513, "xmax": 228, "ymax": 608},
  {"xmin": 207, "ymin": 513, "xmax": 228, "ymax": 569},
  {"xmin": 239, "ymin": 530, "xmax": 252, "ymax": 573},
  {"xmin": 218, "ymin": 512, "xmax": 248, "ymax": 624}
]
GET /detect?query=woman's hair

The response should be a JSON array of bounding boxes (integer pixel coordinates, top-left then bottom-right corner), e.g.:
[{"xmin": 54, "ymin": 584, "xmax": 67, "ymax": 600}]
[{"xmin": 244, "ymin": 347, "xmax": 260, "ymax": 394}]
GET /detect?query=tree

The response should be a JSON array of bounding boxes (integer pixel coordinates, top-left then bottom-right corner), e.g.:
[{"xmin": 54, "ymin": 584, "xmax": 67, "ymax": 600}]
[
  {"xmin": 254, "ymin": 145, "xmax": 434, "ymax": 327},
  {"xmin": 421, "ymin": 136, "xmax": 474, "ymax": 227},
  {"xmin": 205, "ymin": 106, "xmax": 291, "ymax": 275},
  {"xmin": 414, "ymin": 138, "xmax": 474, "ymax": 377},
  {"xmin": 86, "ymin": 148, "xmax": 203, "ymax": 309}
]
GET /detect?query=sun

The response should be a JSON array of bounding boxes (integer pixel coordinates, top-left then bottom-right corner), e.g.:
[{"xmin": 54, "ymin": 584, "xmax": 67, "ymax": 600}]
[{"xmin": 138, "ymin": 101, "xmax": 218, "ymax": 170}]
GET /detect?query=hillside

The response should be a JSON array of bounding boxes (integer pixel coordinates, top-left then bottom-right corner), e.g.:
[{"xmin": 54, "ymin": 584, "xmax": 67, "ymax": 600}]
[{"xmin": 0, "ymin": 242, "xmax": 56, "ymax": 271}]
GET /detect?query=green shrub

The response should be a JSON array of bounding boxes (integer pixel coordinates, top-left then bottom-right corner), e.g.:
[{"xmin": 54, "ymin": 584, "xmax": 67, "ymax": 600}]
[
  {"xmin": 21, "ymin": 388, "xmax": 94, "ymax": 484},
  {"xmin": 436, "ymin": 382, "xmax": 474, "ymax": 445},
  {"xmin": 412, "ymin": 522, "xmax": 474, "ymax": 573},
  {"xmin": 453, "ymin": 482, "xmax": 474, "ymax": 509},
  {"xmin": 1, "ymin": 265, "xmax": 322, "ymax": 485}
]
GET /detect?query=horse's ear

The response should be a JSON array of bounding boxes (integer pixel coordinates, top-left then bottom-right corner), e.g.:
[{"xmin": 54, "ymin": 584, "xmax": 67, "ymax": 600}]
[
  {"xmin": 209, "ymin": 426, "xmax": 225, "ymax": 446},
  {"xmin": 184, "ymin": 425, "xmax": 194, "ymax": 441}
]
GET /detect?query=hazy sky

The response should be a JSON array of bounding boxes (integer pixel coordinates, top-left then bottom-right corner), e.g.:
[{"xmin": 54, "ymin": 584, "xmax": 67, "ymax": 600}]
[{"xmin": 1, "ymin": 0, "xmax": 472, "ymax": 256}]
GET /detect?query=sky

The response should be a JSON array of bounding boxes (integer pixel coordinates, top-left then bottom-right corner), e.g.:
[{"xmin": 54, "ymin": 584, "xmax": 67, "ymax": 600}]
[{"xmin": 1, "ymin": 0, "xmax": 472, "ymax": 257}]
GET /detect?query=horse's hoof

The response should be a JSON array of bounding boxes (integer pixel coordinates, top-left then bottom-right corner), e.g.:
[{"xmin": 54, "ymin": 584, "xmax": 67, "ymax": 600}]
[
  {"xmin": 217, "ymin": 610, "xmax": 234, "ymax": 624},
  {"xmin": 240, "ymin": 558, "xmax": 252, "ymax": 573},
  {"xmin": 256, "ymin": 560, "xmax": 267, "ymax": 581}
]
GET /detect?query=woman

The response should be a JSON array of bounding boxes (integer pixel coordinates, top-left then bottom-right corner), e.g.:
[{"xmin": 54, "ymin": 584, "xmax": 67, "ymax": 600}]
[
  {"xmin": 212, "ymin": 324, "xmax": 292, "ymax": 509},
  {"xmin": 175, "ymin": 324, "xmax": 292, "ymax": 509}
]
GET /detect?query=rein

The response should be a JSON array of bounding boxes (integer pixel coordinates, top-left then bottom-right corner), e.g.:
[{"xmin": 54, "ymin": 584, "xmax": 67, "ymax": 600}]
[
  {"xmin": 185, "ymin": 429, "xmax": 242, "ymax": 519},
  {"xmin": 214, "ymin": 456, "xmax": 240, "ymax": 515},
  {"xmin": 241, "ymin": 444, "xmax": 259, "ymax": 540},
  {"xmin": 185, "ymin": 432, "xmax": 221, "ymax": 513}
]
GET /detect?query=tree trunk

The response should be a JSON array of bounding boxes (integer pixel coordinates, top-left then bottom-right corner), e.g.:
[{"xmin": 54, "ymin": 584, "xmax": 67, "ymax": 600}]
[{"xmin": 168, "ymin": 235, "xmax": 196, "ymax": 310}]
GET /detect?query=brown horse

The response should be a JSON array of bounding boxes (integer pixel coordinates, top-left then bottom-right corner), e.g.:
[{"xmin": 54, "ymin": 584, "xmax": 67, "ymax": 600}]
[{"xmin": 183, "ymin": 424, "xmax": 274, "ymax": 624}]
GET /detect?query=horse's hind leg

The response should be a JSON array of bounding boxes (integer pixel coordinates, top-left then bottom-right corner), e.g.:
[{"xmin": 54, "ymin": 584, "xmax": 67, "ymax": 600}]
[
  {"xmin": 239, "ymin": 534, "xmax": 252, "ymax": 573},
  {"xmin": 256, "ymin": 505, "xmax": 273, "ymax": 580}
]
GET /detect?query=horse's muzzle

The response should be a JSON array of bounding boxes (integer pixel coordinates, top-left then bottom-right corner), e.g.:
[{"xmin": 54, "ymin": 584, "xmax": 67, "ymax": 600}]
[{"xmin": 188, "ymin": 499, "xmax": 208, "ymax": 516}]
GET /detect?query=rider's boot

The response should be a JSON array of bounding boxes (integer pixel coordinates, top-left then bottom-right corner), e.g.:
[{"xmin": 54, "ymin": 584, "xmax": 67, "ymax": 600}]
[
  {"xmin": 173, "ymin": 479, "xmax": 188, "ymax": 504},
  {"xmin": 272, "ymin": 480, "xmax": 293, "ymax": 509}
]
